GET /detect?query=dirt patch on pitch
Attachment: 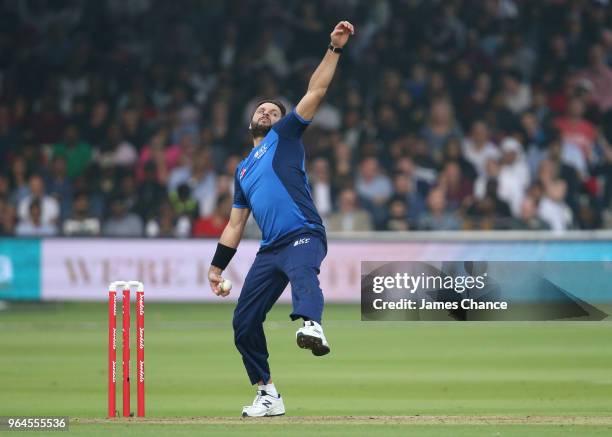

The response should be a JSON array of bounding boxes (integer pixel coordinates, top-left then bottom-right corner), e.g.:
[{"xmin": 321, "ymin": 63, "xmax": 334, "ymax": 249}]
[{"xmin": 74, "ymin": 416, "xmax": 612, "ymax": 426}]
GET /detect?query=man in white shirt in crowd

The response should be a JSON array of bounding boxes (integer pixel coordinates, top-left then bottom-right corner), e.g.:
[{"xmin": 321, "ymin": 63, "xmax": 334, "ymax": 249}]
[
  {"xmin": 497, "ymin": 137, "xmax": 530, "ymax": 216},
  {"xmin": 538, "ymin": 179, "xmax": 573, "ymax": 232},
  {"xmin": 462, "ymin": 120, "xmax": 501, "ymax": 177},
  {"xmin": 18, "ymin": 174, "xmax": 60, "ymax": 227}
]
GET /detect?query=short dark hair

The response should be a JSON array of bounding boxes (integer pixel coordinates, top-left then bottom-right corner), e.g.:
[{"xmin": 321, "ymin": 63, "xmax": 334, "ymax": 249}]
[{"xmin": 254, "ymin": 99, "xmax": 286, "ymax": 117}]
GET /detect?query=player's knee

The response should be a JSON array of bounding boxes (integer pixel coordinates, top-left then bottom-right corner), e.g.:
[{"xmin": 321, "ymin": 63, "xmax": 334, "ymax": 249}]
[
  {"xmin": 289, "ymin": 267, "xmax": 321, "ymax": 293},
  {"xmin": 232, "ymin": 313, "xmax": 245, "ymax": 335},
  {"xmin": 232, "ymin": 314, "xmax": 258, "ymax": 345}
]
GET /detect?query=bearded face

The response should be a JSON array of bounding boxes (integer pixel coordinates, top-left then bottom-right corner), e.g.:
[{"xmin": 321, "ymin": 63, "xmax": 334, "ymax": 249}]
[{"xmin": 250, "ymin": 102, "xmax": 283, "ymax": 139}]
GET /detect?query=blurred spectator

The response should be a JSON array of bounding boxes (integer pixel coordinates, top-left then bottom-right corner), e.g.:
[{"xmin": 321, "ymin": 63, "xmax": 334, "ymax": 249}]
[
  {"xmin": 0, "ymin": 103, "xmax": 17, "ymax": 164},
  {"xmin": 136, "ymin": 129, "xmax": 181, "ymax": 184},
  {"xmin": 326, "ymin": 188, "xmax": 372, "ymax": 232},
  {"xmin": 62, "ymin": 193, "xmax": 101, "ymax": 236},
  {"xmin": 356, "ymin": 156, "xmax": 392, "ymax": 207},
  {"xmin": 487, "ymin": 90, "xmax": 521, "ymax": 136},
  {"xmin": 341, "ymin": 108, "xmax": 365, "ymax": 150},
  {"xmin": 526, "ymin": 181, "xmax": 545, "ymax": 209},
  {"xmin": 374, "ymin": 102, "xmax": 400, "ymax": 144},
  {"xmin": 554, "ymin": 97, "xmax": 596, "ymax": 161},
  {"xmin": 52, "ymin": 124, "xmax": 92, "ymax": 179},
  {"xmin": 465, "ymin": 180, "xmax": 512, "ymax": 230},
  {"xmin": 575, "ymin": 43, "xmax": 612, "ymax": 114},
  {"xmin": 0, "ymin": 200, "xmax": 16, "ymax": 236},
  {"xmin": 134, "ymin": 162, "xmax": 167, "ymax": 221},
  {"xmin": 522, "ymin": 111, "xmax": 548, "ymax": 177},
  {"xmin": 385, "ymin": 197, "xmax": 410, "ymax": 231},
  {"xmin": 145, "ymin": 200, "xmax": 191, "ymax": 238},
  {"xmin": 418, "ymin": 187, "xmax": 461, "ymax": 231},
  {"xmin": 530, "ymin": 88, "xmax": 552, "ymax": 126},
  {"xmin": 591, "ymin": 136, "xmax": 612, "ymax": 212},
  {"xmin": 538, "ymin": 179, "xmax": 573, "ymax": 232},
  {"xmin": 309, "ymin": 158, "xmax": 334, "ymax": 217},
  {"xmin": 85, "ymin": 99, "xmax": 111, "ymax": 145},
  {"xmin": 421, "ymin": 98, "xmax": 462, "ymax": 161},
  {"xmin": 407, "ymin": 64, "xmax": 428, "ymax": 104},
  {"xmin": 332, "ymin": 141, "xmax": 354, "ymax": 188},
  {"xmin": 501, "ymin": 70, "xmax": 531, "ymax": 114},
  {"xmin": 546, "ymin": 136, "xmax": 581, "ymax": 217},
  {"xmin": 72, "ymin": 173, "xmax": 105, "ymax": 219},
  {"xmin": 10, "ymin": 155, "xmax": 30, "ymax": 202},
  {"xmin": 168, "ymin": 146, "xmax": 216, "ymax": 217},
  {"xmin": 118, "ymin": 174, "xmax": 139, "ymax": 213},
  {"xmin": 511, "ymin": 197, "xmax": 550, "ymax": 231},
  {"xmin": 16, "ymin": 199, "xmax": 58, "ymax": 236},
  {"xmin": 97, "ymin": 122, "xmax": 138, "ymax": 168},
  {"xmin": 474, "ymin": 159, "xmax": 501, "ymax": 200},
  {"xmin": 395, "ymin": 156, "xmax": 431, "ymax": 198},
  {"xmin": 438, "ymin": 161, "xmax": 472, "ymax": 211},
  {"xmin": 0, "ymin": 174, "xmax": 11, "ymax": 200},
  {"xmin": 17, "ymin": 174, "xmax": 60, "ymax": 226},
  {"xmin": 497, "ymin": 137, "xmax": 530, "ymax": 216},
  {"xmin": 391, "ymin": 172, "xmax": 426, "ymax": 223},
  {"xmin": 169, "ymin": 184, "xmax": 199, "ymax": 220},
  {"xmin": 45, "ymin": 155, "xmax": 72, "ymax": 219},
  {"xmin": 193, "ymin": 194, "xmax": 232, "ymax": 238},
  {"xmin": 30, "ymin": 94, "xmax": 65, "ymax": 144},
  {"xmin": 102, "ymin": 197, "xmax": 143, "ymax": 237},
  {"xmin": 462, "ymin": 120, "xmax": 501, "ymax": 177},
  {"xmin": 120, "ymin": 106, "xmax": 149, "ymax": 149},
  {"xmin": 461, "ymin": 72, "xmax": 492, "ymax": 129},
  {"xmin": 441, "ymin": 137, "xmax": 477, "ymax": 181}
]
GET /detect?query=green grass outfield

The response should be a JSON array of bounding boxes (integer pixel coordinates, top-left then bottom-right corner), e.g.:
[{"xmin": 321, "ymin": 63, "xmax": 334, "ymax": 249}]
[{"xmin": 0, "ymin": 302, "xmax": 611, "ymax": 436}]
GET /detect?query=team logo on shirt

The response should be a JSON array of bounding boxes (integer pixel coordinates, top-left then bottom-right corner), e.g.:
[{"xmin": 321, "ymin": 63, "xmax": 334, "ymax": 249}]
[
  {"xmin": 254, "ymin": 144, "xmax": 268, "ymax": 159},
  {"xmin": 240, "ymin": 168, "xmax": 247, "ymax": 179}
]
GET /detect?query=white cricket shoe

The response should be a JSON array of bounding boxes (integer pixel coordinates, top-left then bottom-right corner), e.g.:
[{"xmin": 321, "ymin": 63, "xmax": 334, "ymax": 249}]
[
  {"xmin": 241, "ymin": 390, "xmax": 285, "ymax": 417},
  {"xmin": 296, "ymin": 320, "xmax": 330, "ymax": 356}
]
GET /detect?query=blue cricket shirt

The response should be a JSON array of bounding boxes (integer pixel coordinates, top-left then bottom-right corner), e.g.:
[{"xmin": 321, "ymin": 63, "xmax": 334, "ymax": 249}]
[{"xmin": 233, "ymin": 110, "xmax": 327, "ymax": 252}]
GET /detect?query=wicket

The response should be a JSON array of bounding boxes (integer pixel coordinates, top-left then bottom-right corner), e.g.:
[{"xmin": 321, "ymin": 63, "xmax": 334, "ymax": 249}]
[{"xmin": 108, "ymin": 281, "xmax": 145, "ymax": 418}]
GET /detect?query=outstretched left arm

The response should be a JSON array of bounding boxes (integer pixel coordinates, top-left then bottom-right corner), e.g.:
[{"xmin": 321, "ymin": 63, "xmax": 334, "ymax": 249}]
[{"xmin": 295, "ymin": 21, "xmax": 355, "ymax": 121}]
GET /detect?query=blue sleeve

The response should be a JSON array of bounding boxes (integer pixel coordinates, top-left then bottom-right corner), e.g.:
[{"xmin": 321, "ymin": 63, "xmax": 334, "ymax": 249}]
[
  {"xmin": 272, "ymin": 109, "xmax": 311, "ymax": 139},
  {"xmin": 233, "ymin": 167, "xmax": 249, "ymax": 209}
]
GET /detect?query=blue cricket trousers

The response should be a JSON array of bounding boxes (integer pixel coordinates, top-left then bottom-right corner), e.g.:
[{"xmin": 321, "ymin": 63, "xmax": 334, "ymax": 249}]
[{"xmin": 233, "ymin": 234, "xmax": 327, "ymax": 385}]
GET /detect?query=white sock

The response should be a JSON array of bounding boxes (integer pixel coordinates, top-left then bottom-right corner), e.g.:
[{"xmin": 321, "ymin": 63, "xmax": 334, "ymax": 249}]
[{"xmin": 260, "ymin": 383, "xmax": 278, "ymax": 397}]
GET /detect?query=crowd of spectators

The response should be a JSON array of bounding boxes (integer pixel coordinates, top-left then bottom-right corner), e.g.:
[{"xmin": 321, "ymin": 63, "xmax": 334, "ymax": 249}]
[{"xmin": 1, "ymin": 0, "xmax": 611, "ymax": 238}]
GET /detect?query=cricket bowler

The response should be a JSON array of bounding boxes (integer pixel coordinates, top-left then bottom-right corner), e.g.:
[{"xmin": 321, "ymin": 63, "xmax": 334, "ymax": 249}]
[{"xmin": 208, "ymin": 20, "xmax": 354, "ymax": 417}]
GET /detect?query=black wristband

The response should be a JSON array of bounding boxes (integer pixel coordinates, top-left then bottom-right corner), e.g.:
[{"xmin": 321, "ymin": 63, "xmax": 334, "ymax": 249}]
[
  {"xmin": 211, "ymin": 243, "xmax": 237, "ymax": 270},
  {"xmin": 328, "ymin": 44, "xmax": 343, "ymax": 54}
]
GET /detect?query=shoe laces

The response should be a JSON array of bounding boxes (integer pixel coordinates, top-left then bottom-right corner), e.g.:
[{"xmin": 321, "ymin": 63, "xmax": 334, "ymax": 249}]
[
  {"xmin": 253, "ymin": 390, "xmax": 267, "ymax": 406},
  {"xmin": 306, "ymin": 321, "xmax": 322, "ymax": 334}
]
